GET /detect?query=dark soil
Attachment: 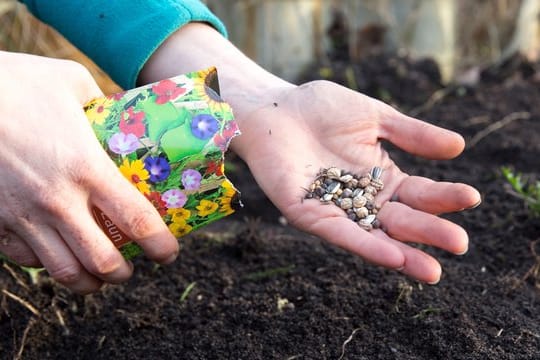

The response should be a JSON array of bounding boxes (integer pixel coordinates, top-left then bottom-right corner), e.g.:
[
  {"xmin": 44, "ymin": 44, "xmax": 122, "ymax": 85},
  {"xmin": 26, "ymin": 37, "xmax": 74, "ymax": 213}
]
[{"xmin": 2, "ymin": 54, "xmax": 540, "ymax": 359}]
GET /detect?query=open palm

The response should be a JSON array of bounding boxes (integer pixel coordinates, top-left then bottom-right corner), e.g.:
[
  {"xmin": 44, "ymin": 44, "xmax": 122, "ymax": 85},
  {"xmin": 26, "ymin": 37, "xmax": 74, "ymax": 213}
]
[{"xmin": 235, "ymin": 80, "xmax": 480, "ymax": 284}]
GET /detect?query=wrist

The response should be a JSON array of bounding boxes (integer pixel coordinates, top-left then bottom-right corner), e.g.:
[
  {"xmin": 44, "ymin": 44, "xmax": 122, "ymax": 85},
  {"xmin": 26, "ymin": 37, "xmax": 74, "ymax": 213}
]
[{"xmin": 138, "ymin": 23, "xmax": 296, "ymax": 159}]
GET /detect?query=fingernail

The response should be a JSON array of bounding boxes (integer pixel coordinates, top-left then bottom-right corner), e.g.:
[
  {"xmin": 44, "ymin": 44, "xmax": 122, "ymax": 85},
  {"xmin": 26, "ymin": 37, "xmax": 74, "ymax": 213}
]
[
  {"xmin": 163, "ymin": 252, "xmax": 178, "ymax": 265},
  {"xmin": 455, "ymin": 248, "xmax": 468, "ymax": 256},
  {"xmin": 395, "ymin": 266, "xmax": 405, "ymax": 271},
  {"xmin": 427, "ymin": 278, "xmax": 440, "ymax": 285},
  {"xmin": 467, "ymin": 199, "xmax": 482, "ymax": 209}
]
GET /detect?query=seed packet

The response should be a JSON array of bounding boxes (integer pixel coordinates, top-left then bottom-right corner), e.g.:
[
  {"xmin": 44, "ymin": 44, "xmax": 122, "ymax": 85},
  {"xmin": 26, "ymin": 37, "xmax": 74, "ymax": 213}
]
[{"xmin": 84, "ymin": 67, "xmax": 241, "ymax": 259}]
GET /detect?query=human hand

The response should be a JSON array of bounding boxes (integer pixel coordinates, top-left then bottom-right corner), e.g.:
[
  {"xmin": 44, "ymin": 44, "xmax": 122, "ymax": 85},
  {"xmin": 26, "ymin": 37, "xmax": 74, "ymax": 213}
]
[
  {"xmin": 139, "ymin": 23, "xmax": 480, "ymax": 284},
  {"xmin": 232, "ymin": 80, "xmax": 481, "ymax": 284},
  {"xmin": 0, "ymin": 52, "xmax": 178, "ymax": 294}
]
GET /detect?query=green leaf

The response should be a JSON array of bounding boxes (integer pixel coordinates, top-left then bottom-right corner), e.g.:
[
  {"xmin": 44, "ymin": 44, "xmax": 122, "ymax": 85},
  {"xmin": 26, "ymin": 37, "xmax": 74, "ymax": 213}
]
[
  {"xmin": 137, "ymin": 98, "xmax": 189, "ymax": 142},
  {"xmin": 501, "ymin": 166, "xmax": 540, "ymax": 217},
  {"xmin": 160, "ymin": 122, "xmax": 207, "ymax": 162}
]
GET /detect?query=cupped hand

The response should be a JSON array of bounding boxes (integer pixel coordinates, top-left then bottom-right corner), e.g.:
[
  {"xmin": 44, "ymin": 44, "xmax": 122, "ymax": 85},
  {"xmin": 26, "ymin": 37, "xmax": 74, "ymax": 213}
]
[
  {"xmin": 0, "ymin": 52, "xmax": 178, "ymax": 293},
  {"xmin": 232, "ymin": 80, "xmax": 481, "ymax": 284}
]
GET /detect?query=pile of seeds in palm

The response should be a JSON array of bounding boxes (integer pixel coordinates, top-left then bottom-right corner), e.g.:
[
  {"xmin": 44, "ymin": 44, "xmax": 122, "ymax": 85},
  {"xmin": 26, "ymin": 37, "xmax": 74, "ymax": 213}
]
[{"xmin": 305, "ymin": 166, "xmax": 384, "ymax": 231}]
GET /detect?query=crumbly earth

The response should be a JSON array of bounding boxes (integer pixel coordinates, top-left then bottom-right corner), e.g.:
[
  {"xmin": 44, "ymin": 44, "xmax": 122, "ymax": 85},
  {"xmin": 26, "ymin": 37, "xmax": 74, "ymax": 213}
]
[{"xmin": 2, "ymin": 54, "xmax": 540, "ymax": 359}]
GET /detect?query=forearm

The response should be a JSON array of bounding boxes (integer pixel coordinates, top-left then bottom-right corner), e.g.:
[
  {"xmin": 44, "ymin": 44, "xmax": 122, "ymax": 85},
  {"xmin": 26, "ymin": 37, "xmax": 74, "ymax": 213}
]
[
  {"xmin": 19, "ymin": 0, "xmax": 227, "ymax": 89},
  {"xmin": 138, "ymin": 23, "xmax": 295, "ymax": 159}
]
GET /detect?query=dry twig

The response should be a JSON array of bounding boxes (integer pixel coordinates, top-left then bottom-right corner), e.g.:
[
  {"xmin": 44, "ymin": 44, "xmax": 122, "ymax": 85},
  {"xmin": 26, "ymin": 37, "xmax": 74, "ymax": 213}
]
[
  {"xmin": 2, "ymin": 289, "xmax": 40, "ymax": 316},
  {"xmin": 15, "ymin": 317, "xmax": 37, "ymax": 360},
  {"xmin": 338, "ymin": 327, "xmax": 361, "ymax": 360},
  {"xmin": 468, "ymin": 111, "xmax": 531, "ymax": 148},
  {"xmin": 2, "ymin": 263, "xmax": 30, "ymax": 291}
]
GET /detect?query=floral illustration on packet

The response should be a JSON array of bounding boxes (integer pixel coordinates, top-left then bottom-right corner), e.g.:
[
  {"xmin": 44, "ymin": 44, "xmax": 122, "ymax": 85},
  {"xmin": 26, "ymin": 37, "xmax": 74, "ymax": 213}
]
[{"xmin": 84, "ymin": 67, "xmax": 241, "ymax": 259}]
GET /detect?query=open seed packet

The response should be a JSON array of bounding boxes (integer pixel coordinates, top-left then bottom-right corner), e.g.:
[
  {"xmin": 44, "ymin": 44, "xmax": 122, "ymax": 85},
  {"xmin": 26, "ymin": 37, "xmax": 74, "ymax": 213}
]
[{"xmin": 84, "ymin": 68, "xmax": 241, "ymax": 259}]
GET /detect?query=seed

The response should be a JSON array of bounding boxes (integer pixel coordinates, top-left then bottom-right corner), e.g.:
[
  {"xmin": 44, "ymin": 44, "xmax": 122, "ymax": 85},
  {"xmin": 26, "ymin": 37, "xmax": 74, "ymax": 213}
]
[
  {"xmin": 326, "ymin": 167, "xmax": 341, "ymax": 179},
  {"xmin": 371, "ymin": 166, "xmax": 383, "ymax": 180},
  {"xmin": 347, "ymin": 179, "xmax": 359, "ymax": 188},
  {"xmin": 352, "ymin": 195, "xmax": 367, "ymax": 208},
  {"xmin": 340, "ymin": 198, "xmax": 353, "ymax": 210},
  {"xmin": 321, "ymin": 193, "xmax": 333, "ymax": 202},
  {"xmin": 326, "ymin": 181, "xmax": 341, "ymax": 194},
  {"xmin": 358, "ymin": 176, "xmax": 371, "ymax": 188},
  {"xmin": 358, "ymin": 219, "xmax": 373, "ymax": 231},
  {"xmin": 364, "ymin": 185, "xmax": 377, "ymax": 196},
  {"xmin": 339, "ymin": 174, "xmax": 353, "ymax": 183},
  {"xmin": 371, "ymin": 178, "xmax": 384, "ymax": 191},
  {"xmin": 364, "ymin": 214, "xmax": 376, "ymax": 224},
  {"xmin": 341, "ymin": 188, "xmax": 353, "ymax": 198},
  {"xmin": 352, "ymin": 188, "xmax": 364, "ymax": 197},
  {"xmin": 354, "ymin": 207, "xmax": 369, "ymax": 219},
  {"xmin": 363, "ymin": 193, "xmax": 375, "ymax": 203}
]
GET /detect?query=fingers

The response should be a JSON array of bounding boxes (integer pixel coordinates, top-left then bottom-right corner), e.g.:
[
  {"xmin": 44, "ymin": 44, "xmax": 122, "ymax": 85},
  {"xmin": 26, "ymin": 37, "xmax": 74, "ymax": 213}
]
[
  {"xmin": 377, "ymin": 201, "xmax": 469, "ymax": 255},
  {"xmin": 389, "ymin": 176, "xmax": 482, "ymax": 214},
  {"xmin": 0, "ymin": 230, "xmax": 41, "ymax": 267},
  {"xmin": 55, "ymin": 204, "xmax": 134, "ymax": 285},
  {"xmin": 307, "ymin": 214, "xmax": 405, "ymax": 270},
  {"xmin": 89, "ymin": 163, "xmax": 179, "ymax": 264},
  {"xmin": 379, "ymin": 108, "xmax": 465, "ymax": 160},
  {"xmin": 19, "ymin": 224, "xmax": 104, "ymax": 294},
  {"xmin": 375, "ymin": 230, "xmax": 442, "ymax": 284}
]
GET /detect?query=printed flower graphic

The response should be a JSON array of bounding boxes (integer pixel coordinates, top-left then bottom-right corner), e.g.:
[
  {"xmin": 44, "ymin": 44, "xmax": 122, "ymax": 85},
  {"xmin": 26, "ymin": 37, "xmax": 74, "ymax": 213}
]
[
  {"xmin": 168, "ymin": 208, "xmax": 192, "ymax": 223},
  {"xmin": 85, "ymin": 97, "xmax": 115, "ymax": 125},
  {"xmin": 191, "ymin": 114, "xmax": 219, "ymax": 140},
  {"xmin": 168, "ymin": 218, "xmax": 193, "ymax": 238},
  {"xmin": 219, "ymin": 195, "xmax": 235, "ymax": 215},
  {"xmin": 222, "ymin": 121, "xmax": 239, "ymax": 139},
  {"xmin": 205, "ymin": 161, "xmax": 224, "ymax": 176},
  {"xmin": 192, "ymin": 67, "xmax": 228, "ymax": 114},
  {"xmin": 182, "ymin": 169, "xmax": 202, "ymax": 190},
  {"xmin": 120, "ymin": 107, "xmax": 146, "ymax": 137},
  {"xmin": 219, "ymin": 180, "xmax": 237, "ymax": 215},
  {"xmin": 145, "ymin": 191, "xmax": 168, "ymax": 216},
  {"xmin": 108, "ymin": 132, "xmax": 139, "ymax": 155},
  {"xmin": 144, "ymin": 156, "xmax": 171, "ymax": 183},
  {"xmin": 152, "ymin": 79, "xmax": 186, "ymax": 104},
  {"xmin": 119, "ymin": 158, "xmax": 150, "ymax": 194},
  {"xmin": 162, "ymin": 189, "xmax": 187, "ymax": 208},
  {"xmin": 196, "ymin": 199, "xmax": 219, "ymax": 217},
  {"xmin": 221, "ymin": 180, "xmax": 236, "ymax": 198},
  {"xmin": 107, "ymin": 92, "xmax": 126, "ymax": 101},
  {"xmin": 213, "ymin": 133, "xmax": 228, "ymax": 152}
]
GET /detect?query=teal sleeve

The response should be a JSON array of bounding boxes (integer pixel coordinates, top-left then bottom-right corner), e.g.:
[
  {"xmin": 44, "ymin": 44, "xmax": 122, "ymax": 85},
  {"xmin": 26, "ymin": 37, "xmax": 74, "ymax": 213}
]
[{"xmin": 20, "ymin": 0, "xmax": 227, "ymax": 89}]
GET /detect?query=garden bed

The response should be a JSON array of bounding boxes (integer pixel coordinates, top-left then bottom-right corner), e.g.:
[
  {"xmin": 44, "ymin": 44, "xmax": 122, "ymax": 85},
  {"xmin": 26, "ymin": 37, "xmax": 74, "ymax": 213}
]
[{"xmin": 2, "ymin": 54, "xmax": 540, "ymax": 359}]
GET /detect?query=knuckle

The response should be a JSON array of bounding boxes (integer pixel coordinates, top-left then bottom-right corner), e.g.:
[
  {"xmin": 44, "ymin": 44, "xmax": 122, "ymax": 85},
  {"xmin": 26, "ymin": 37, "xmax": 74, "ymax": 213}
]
[
  {"xmin": 63, "ymin": 59, "xmax": 92, "ymax": 80},
  {"xmin": 128, "ymin": 211, "xmax": 158, "ymax": 239},
  {"xmin": 35, "ymin": 187, "xmax": 68, "ymax": 218},
  {"xmin": 64, "ymin": 156, "xmax": 95, "ymax": 188},
  {"xmin": 86, "ymin": 252, "xmax": 122, "ymax": 278},
  {"xmin": 48, "ymin": 263, "xmax": 82, "ymax": 285}
]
